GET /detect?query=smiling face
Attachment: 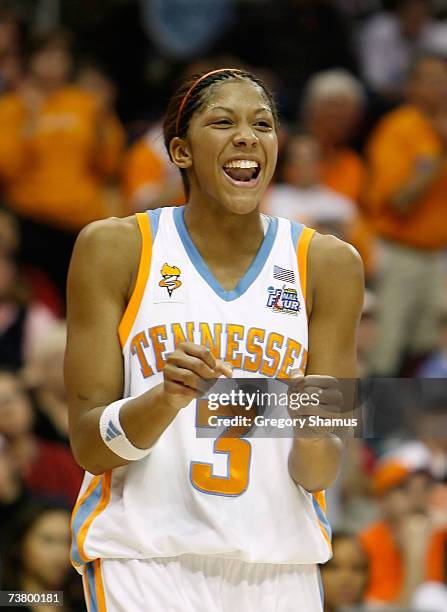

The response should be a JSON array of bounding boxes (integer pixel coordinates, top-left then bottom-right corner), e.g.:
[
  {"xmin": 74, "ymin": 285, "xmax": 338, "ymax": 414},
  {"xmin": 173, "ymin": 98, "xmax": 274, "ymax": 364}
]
[{"xmin": 172, "ymin": 79, "xmax": 278, "ymax": 215}]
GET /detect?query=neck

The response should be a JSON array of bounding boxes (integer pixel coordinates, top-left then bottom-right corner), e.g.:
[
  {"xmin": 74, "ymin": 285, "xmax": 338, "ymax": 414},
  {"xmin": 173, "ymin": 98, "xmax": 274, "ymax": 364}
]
[{"xmin": 183, "ymin": 200, "xmax": 265, "ymax": 262}]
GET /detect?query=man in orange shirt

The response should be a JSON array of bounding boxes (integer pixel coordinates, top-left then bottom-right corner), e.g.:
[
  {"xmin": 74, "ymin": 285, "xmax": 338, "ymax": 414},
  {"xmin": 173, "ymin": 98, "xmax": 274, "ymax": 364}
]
[
  {"xmin": 0, "ymin": 31, "xmax": 124, "ymax": 299},
  {"xmin": 366, "ymin": 54, "xmax": 447, "ymax": 375},
  {"xmin": 360, "ymin": 458, "xmax": 446, "ymax": 607}
]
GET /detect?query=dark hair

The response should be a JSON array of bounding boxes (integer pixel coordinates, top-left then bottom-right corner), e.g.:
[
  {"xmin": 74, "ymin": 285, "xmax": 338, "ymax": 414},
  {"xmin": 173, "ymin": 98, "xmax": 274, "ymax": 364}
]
[
  {"xmin": 1, "ymin": 498, "xmax": 70, "ymax": 590},
  {"xmin": 163, "ymin": 68, "xmax": 279, "ymax": 198},
  {"xmin": 26, "ymin": 29, "xmax": 73, "ymax": 64}
]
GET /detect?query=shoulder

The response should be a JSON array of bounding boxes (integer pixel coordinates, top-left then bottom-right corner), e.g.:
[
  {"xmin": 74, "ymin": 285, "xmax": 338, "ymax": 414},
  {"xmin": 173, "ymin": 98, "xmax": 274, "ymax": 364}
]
[
  {"xmin": 75, "ymin": 215, "xmax": 140, "ymax": 258},
  {"xmin": 71, "ymin": 216, "xmax": 141, "ymax": 298},
  {"xmin": 306, "ymin": 233, "xmax": 364, "ymax": 312},
  {"xmin": 309, "ymin": 232, "xmax": 363, "ymax": 279}
]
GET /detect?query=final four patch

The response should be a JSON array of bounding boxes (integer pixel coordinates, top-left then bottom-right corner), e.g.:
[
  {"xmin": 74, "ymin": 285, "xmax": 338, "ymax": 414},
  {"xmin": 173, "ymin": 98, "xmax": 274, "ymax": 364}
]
[{"xmin": 266, "ymin": 285, "xmax": 300, "ymax": 315}]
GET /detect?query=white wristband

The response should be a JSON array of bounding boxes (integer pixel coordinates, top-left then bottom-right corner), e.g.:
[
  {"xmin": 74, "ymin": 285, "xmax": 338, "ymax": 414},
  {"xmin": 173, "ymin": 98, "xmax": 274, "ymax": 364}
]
[{"xmin": 99, "ymin": 398, "xmax": 152, "ymax": 461}]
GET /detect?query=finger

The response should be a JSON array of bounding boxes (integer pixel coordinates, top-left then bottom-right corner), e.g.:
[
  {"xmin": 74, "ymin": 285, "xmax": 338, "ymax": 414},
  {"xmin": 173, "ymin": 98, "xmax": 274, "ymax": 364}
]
[
  {"xmin": 178, "ymin": 342, "xmax": 216, "ymax": 370},
  {"xmin": 164, "ymin": 378, "xmax": 197, "ymax": 398},
  {"xmin": 215, "ymin": 360, "xmax": 233, "ymax": 378},
  {"xmin": 300, "ymin": 375, "xmax": 339, "ymax": 389},
  {"xmin": 164, "ymin": 363, "xmax": 203, "ymax": 392},
  {"xmin": 167, "ymin": 352, "xmax": 217, "ymax": 380}
]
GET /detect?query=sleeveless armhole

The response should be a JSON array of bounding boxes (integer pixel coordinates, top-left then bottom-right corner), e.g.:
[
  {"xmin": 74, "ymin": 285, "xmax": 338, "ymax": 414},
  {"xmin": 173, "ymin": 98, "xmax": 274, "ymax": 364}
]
[{"xmin": 118, "ymin": 212, "xmax": 153, "ymax": 347}]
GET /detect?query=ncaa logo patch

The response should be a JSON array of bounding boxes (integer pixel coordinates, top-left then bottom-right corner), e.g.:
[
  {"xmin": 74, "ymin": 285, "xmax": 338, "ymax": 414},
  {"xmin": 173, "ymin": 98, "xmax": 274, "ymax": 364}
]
[{"xmin": 266, "ymin": 285, "xmax": 300, "ymax": 316}]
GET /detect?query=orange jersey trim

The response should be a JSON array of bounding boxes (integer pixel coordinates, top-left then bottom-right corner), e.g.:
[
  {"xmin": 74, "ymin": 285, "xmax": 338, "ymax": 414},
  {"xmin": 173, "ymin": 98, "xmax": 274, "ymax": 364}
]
[
  {"xmin": 118, "ymin": 212, "xmax": 153, "ymax": 347},
  {"xmin": 296, "ymin": 227, "xmax": 315, "ymax": 304},
  {"xmin": 94, "ymin": 559, "xmax": 107, "ymax": 611}
]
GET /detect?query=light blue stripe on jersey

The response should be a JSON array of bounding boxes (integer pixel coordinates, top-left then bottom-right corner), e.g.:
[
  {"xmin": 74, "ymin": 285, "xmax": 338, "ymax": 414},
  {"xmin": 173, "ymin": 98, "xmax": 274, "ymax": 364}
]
[
  {"xmin": 173, "ymin": 205, "xmax": 278, "ymax": 302},
  {"xmin": 86, "ymin": 562, "xmax": 98, "ymax": 612},
  {"xmin": 146, "ymin": 207, "xmax": 162, "ymax": 239},
  {"xmin": 317, "ymin": 566, "xmax": 324, "ymax": 609},
  {"xmin": 71, "ymin": 479, "xmax": 103, "ymax": 566},
  {"xmin": 312, "ymin": 495, "xmax": 332, "ymax": 543},
  {"xmin": 290, "ymin": 220, "xmax": 305, "ymax": 251}
]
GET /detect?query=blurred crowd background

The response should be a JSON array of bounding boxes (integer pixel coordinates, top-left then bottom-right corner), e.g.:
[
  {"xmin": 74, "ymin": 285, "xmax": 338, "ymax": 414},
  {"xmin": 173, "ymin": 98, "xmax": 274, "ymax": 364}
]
[{"xmin": 1, "ymin": 0, "xmax": 447, "ymax": 610}]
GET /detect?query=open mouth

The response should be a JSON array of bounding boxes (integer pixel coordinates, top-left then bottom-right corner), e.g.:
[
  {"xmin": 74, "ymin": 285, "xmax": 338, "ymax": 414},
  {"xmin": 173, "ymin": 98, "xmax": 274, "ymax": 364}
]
[{"xmin": 222, "ymin": 159, "xmax": 261, "ymax": 187}]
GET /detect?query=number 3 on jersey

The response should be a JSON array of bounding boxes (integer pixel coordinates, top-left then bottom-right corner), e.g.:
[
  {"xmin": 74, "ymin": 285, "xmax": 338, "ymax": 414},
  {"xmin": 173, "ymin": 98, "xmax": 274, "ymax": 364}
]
[{"xmin": 190, "ymin": 399, "xmax": 252, "ymax": 496}]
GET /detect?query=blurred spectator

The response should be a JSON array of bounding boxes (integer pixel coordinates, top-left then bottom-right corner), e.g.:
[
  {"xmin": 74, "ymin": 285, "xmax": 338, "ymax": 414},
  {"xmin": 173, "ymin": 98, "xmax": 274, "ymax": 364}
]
[
  {"xmin": 367, "ymin": 54, "xmax": 447, "ymax": 376},
  {"xmin": 302, "ymin": 69, "xmax": 366, "ymax": 203},
  {"xmin": 301, "ymin": 69, "xmax": 375, "ymax": 276},
  {"xmin": 23, "ymin": 321, "xmax": 68, "ymax": 446},
  {"xmin": 0, "ymin": 8, "xmax": 24, "ymax": 94},
  {"xmin": 0, "ymin": 30, "xmax": 125, "ymax": 299},
  {"xmin": 0, "ymin": 434, "xmax": 34, "ymax": 553},
  {"xmin": 417, "ymin": 311, "xmax": 447, "ymax": 377},
  {"xmin": 0, "ymin": 246, "xmax": 56, "ymax": 370},
  {"xmin": 0, "ymin": 205, "xmax": 19, "ymax": 255},
  {"xmin": 359, "ymin": 458, "xmax": 447, "ymax": 606},
  {"xmin": 320, "ymin": 531, "xmax": 369, "ymax": 612},
  {"xmin": 1, "ymin": 499, "xmax": 74, "ymax": 610},
  {"xmin": 263, "ymin": 133, "xmax": 357, "ymax": 242},
  {"xmin": 359, "ymin": 0, "xmax": 447, "ymax": 99},
  {"xmin": 0, "ymin": 368, "xmax": 82, "ymax": 506},
  {"xmin": 123, "ymin": 120, "xmax": 184, "ymax": 211}
]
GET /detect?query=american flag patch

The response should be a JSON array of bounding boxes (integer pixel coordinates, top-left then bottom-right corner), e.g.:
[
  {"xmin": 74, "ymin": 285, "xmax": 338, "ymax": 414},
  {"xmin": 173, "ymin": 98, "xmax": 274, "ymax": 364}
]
[{"xmin": 273, "ymin": 265, "xmax": 295, "ymax": 283}]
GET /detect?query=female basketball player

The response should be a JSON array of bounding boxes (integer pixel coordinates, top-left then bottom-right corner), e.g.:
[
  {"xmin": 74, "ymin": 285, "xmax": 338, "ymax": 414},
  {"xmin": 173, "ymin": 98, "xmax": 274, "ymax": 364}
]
[{"xmin": 66, "ymin": 69, "xmax": 364, "ymax": 611}]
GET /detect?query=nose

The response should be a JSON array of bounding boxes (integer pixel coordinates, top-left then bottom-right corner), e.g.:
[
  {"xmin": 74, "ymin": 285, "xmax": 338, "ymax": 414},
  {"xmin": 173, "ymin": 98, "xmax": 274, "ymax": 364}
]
[{"xmin": 232, "ymin": 125, "xmax": 259, "ymax": 148}]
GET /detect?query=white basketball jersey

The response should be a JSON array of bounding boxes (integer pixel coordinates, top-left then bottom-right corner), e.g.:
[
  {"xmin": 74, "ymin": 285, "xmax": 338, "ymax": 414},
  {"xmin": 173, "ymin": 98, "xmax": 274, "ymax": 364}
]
[{"xmin": 71, "ymin": 206, "xmax": 332, "ymax": 573}]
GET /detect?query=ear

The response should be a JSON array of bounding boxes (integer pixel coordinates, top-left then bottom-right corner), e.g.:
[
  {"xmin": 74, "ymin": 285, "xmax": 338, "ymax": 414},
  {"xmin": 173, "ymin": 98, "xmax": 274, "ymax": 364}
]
[{"xmin": 169, "ymin": 136, "xmax": 193, "ymax": 170}]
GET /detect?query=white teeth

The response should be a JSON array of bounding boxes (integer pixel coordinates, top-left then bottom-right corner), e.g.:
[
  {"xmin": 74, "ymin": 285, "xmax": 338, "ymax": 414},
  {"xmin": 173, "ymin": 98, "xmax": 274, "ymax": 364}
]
[{"xmin": 223, "ymin": 160, "xmax": 259, "ymax": 169}]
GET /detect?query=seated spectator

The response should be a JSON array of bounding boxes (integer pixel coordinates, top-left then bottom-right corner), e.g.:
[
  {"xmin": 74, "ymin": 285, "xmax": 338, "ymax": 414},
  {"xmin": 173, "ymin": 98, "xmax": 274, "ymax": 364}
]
[
  {"xmin": 263, "ymin": 134, "xmax": 357, "ymax": 242},
  {"xmin": 24, "ymin": 321, "xmax": 68, "ymax": 446},
  {"xmin": 0, "ymin": 368, "xmax": 82, "ymax": 507},
  {"xmin": 0, "ymin": 246, "xmax": 56, "ymax": 370},
  {"xmin": 359, "ymin": 457, "xmax": 447, "ymax": 607},
  {"xmin": 0, "ymin": 30, "xmax": 125, "ymax": 298},
  {"xmin": 0, "ymin": 434, "xmax": 35, "ymax": 554},
  {"xmin": 122, "ymin": 119, "xmax": 185, "ymax": 211},
  {"xmin": 359, "ymin": 0, "xmax": 447, "ymax": 99},
  {"xmin": 301, "ymin": 69, "xmax": 375, "ymax": 275},
  {"xmin": 320, "ymin": 531, "xmax": 369, "ymax": 612},
  {"xmin": 366, "ymin": 54, "xmax": 447, "ymax": 376},
  {"xmin": 1, "ymin": 498, "xmax": 76, "ymax": 611},
  {"xmin": 417, "ymin": 311, "xmax": 447, "ymax": 378}
]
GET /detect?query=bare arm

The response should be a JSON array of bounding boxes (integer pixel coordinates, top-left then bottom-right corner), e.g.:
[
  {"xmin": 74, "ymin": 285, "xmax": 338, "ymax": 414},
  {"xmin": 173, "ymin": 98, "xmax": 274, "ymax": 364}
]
[
  {"xmin": 65, "ymin": 220, "xmax": 231, "ymax": 475},
  {"xmin": 288, "ymin": 233, "xmax": 364, "ymax": 492}
]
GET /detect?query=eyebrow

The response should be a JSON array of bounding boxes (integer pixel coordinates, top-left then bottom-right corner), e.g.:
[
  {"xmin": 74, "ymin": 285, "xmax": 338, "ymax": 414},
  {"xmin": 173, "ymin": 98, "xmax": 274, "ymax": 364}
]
[{"xmin": 206, "ymin": 105, "xmax": 273, "ymax": 115}]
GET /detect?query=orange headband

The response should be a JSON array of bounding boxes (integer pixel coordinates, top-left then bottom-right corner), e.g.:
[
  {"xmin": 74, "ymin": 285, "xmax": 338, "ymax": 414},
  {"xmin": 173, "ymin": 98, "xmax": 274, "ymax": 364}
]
[{"xmin": 175, "ymin": 68, "xmax": 243, "ymax": 135}]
